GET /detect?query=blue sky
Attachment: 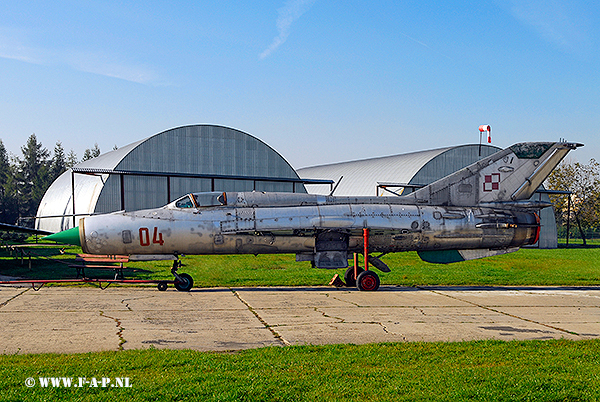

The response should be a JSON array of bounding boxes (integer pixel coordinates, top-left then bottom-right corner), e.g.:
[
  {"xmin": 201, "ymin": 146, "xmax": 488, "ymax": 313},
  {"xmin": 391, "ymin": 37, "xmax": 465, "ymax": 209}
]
[{"xmin": 1, "ymin": 0, "xmax": 598, "ymax": 168}]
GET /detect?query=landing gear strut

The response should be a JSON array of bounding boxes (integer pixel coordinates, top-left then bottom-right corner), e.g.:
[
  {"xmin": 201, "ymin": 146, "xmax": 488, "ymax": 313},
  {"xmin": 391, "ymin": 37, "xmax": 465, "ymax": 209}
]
[
  {"xmin": 171, "ymin": 259, "xmax": 194, "ymax": 292},
  {"xmin": 351, "ymin": 228, "xmax": 380, "ymax": 291}
]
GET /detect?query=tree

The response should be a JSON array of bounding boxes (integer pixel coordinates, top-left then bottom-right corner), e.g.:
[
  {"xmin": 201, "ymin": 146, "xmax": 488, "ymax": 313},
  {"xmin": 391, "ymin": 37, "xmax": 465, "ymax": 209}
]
[
  {"xmin": 0, "ymin": 139, "xmax": 19, "ymax": 224},
  {"xmin": 0, "ymin": 139, "xmax": 8, "ymax": 193},
  {"xmin": 0, "ymin": 136, "xmax": 86, "ymax": 225},
  {"xmin": 49, "ymin": 141, "xmax": 67, "ymax": 183},
  {"xmin": 547, "ymin": 159, "xmax": 600, "ymax": 243},
  {"xmin": 16, "ymin": 134, "xmax": 50, "ymax": 222},
  {"xmin": 82, "ymin": 143, "xmax": 101, "ymax": 161},
  {"xmin": 66, "ymin": 150, "xmax": 78, "ymax": 168}
]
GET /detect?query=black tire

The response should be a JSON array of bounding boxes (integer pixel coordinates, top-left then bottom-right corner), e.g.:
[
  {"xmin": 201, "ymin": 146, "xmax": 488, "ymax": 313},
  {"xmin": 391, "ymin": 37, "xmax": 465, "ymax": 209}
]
[
  {"xmin": 157, "ymin": 282, "xmax": 168, "ymax": 291},
  {"xmin": 174, "ymin": 273, "xmax": 194, "ymax": 292},
  {"xmin": 356, "ymin": 270, "xmax": 380, "ymax": 291},
  {"xmin": 344, "ymin": 266, "xmax": 364, "ymax": 288}
]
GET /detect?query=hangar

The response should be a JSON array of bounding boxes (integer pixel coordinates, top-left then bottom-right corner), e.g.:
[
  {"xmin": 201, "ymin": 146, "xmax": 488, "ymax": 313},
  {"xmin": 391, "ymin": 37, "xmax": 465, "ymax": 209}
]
[
  {"xmin": 36, "ymin": 125, "xmax": 327, "ymax": 233},
  {"xmin": 297, "ymin": 144, "xmax": 558, "ymax": 248}
]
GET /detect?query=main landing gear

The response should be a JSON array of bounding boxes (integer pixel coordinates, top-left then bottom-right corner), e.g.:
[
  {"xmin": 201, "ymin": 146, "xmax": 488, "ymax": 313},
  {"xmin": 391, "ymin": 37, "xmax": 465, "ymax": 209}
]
[
  {"xmin": 344, "ymin": 266, "xmax": 380, "ymax": 291},
  {"xmin": 343, "ymin": 228, "xmax": 381, "ymax": 292}
]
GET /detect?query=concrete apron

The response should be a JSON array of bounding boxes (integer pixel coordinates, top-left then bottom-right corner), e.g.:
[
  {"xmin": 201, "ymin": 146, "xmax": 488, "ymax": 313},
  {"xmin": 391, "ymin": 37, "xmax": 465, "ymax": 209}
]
[{"xmin": 0, "ymin": 285, "xmax": 599, "ymax": 354}]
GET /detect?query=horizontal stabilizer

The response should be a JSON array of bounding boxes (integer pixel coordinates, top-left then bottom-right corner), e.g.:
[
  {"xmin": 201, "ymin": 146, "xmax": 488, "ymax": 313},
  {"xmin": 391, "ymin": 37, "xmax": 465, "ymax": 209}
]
[
  {"xmin": 418, "ymin": 247, "xmax": 520, "ymax": 264},
  {"xmin": 479, "ymin": 200, "xmax": 552, "ymax": 210}
]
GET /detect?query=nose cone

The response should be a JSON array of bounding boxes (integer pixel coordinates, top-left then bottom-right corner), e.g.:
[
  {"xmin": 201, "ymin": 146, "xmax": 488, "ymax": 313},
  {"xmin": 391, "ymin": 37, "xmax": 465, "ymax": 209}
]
[{"xmin": 44, "ymin": 227, "xmax": 81, "ymax": 246}]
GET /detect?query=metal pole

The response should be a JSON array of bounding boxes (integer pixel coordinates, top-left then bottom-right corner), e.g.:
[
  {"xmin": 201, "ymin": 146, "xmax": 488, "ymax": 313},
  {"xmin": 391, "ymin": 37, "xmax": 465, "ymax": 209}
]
[
  {"xmin": 71, "ymin": 170, "xmax": 76, "ymax": 228},
  {"xmin": 363, "ymin": 228, "xmax": 369, "ymax": 271},
  {"xmin": 167, "ymin": 176, "xmax": 171, "ymax": 203},
  {"xmin": 566, "ymin": 195, "xmax": 571, "ymax": 246},
  {"xmin": 120, "ymin": 174, "xmax": 125, "ymax": 211}
]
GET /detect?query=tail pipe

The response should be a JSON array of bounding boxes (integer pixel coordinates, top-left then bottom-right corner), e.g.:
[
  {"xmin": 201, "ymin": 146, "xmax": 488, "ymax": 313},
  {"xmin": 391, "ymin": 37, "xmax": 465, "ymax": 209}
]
[{"xmin": 511, "ymin": 212, "xmax": 541, "ymax": 247}]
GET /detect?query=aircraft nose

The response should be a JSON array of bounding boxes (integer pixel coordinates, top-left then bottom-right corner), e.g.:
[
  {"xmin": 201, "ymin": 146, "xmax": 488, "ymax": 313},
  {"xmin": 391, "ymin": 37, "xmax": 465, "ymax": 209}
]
[{"xmin": 44, "ymin": 226, "xmax": 81, "ymax": 246}]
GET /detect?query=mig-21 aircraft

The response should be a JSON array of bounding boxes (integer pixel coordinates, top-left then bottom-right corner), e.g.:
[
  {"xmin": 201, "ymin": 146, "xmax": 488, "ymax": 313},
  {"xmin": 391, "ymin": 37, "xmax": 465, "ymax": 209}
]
[{"xmin": 45, "ymin": 141, "xmax": 581, "ymax": 292}]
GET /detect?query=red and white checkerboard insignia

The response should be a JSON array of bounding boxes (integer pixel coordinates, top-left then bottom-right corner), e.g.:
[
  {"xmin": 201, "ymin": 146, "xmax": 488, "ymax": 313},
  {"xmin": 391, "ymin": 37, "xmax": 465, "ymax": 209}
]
[{"xmin": 483, "ymin": 173, "xmax": 500, "ymax": 192}]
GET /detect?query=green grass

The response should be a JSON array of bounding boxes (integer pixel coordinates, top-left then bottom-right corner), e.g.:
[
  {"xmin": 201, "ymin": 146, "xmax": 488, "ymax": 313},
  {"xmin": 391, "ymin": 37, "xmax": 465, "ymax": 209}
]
[
  {"xmin": 2, "ymin": 241, "xmax": 600, "ymax": 287},
  {"xmin": 1, "ymin": 340, "xmax": 599, "ymax": 401}
]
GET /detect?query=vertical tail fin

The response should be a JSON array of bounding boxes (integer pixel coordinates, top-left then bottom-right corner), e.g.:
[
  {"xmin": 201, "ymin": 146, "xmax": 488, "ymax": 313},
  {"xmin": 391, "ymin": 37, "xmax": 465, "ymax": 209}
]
[{"xmin": 404, "ymin": 141, "xmax": 582, "ymax": 206}]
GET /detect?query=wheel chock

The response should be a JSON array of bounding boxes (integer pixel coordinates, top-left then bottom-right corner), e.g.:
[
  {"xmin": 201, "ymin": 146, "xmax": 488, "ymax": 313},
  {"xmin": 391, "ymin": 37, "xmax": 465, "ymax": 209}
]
[{"xmin": 328, "ymin": 273, "xmax": 346, "ymax": 288}]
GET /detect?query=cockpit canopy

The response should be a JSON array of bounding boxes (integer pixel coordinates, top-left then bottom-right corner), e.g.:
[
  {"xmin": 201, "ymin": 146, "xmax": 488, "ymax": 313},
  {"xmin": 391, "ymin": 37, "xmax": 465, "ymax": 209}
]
[{"xmin": 174, "ymin": 192, "xmax": 227, "ymax": 209}]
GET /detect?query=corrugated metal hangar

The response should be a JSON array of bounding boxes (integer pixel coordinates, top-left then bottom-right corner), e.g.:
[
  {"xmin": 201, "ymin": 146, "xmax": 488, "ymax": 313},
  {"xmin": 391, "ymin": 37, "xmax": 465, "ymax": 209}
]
[
  {"xmin": 36, "ymin": 125, "xmax": 322, "ymax": 233},
  {"xmin": 36, "ymin": 126, "xmax": 558, "ymax": 248},
  {"xmin": 297, "ymin": 144, "xmax": 501, "ymax": 196},
  {"xmin": 297, "ymin": 144, "xmax": 557, "ymax": 248}
]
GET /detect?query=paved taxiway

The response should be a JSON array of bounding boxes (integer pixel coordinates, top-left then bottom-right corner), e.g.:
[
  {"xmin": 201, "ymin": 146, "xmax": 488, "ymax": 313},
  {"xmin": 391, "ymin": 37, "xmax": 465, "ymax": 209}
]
[{"xmin": 1, "ymin": 285, "xmax": 599, "ymax": 354}]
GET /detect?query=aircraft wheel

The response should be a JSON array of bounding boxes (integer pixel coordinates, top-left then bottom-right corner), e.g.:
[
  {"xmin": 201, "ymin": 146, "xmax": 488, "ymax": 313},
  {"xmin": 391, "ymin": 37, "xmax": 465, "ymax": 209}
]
[
  {"xmin": 356, "ymin": 270, "xmax": 380, "ymax": 291},
  {"xmin": 344, "ymin": 266, "xmax": 364, "ymax": 288},
  {"xmin": 174, "ymin": 273, "xmax": 194, "ymax": 292},
  {"xmin": 157, "ymin": 282, "xmax": 168, "ymax": 291}
]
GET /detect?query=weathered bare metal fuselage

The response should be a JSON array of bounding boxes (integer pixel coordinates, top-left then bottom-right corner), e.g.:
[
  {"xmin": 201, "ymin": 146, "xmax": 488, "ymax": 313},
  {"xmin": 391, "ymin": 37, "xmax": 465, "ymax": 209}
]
[{"xmin": 65, "ymin": 141, "xmax": 584, "ymax": 269}]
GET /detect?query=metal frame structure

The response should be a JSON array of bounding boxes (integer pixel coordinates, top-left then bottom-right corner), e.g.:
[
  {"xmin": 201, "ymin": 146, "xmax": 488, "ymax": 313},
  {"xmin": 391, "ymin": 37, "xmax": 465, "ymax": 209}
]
[{"xmin": 61, "ymin": 168, "xmax": 333, "ymax": 227}]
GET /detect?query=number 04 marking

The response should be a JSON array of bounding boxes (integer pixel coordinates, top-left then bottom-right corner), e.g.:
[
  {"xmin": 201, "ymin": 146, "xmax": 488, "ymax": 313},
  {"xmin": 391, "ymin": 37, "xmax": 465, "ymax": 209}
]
[{"xmin": 139, "ymin": 227, "xmax": 164, "ymax": 246}]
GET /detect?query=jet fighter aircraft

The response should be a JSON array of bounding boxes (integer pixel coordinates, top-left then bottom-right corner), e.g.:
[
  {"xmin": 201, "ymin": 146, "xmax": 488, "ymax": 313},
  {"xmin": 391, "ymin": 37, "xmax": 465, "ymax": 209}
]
[{"xmin": 45, "ymin": 141, "xmax": 581, "ymax": 291}]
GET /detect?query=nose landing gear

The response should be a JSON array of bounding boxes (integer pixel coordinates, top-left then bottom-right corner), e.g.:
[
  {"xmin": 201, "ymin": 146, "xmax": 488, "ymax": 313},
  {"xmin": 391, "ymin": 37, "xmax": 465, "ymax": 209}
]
[{"xmin": 171, "ymin": 259, "xmax": 194, "ymax": 292}]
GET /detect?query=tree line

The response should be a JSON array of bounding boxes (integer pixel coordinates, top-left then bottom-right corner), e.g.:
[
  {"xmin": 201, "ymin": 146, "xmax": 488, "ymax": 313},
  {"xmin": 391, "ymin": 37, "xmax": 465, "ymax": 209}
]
[
  {"xmin": 0, "ymin": 134, "xmax": 101, "ymax": 226},
  {"xmin": 547, "ymin": 159, "xmax": 600, "ymax": 243}
]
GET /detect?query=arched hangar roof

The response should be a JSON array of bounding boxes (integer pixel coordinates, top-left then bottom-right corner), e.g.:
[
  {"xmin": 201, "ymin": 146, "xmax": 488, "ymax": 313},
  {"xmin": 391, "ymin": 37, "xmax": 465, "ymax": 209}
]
[
  {"xmin": 37, "ymin": 125, "xmax": 305, "ymax": 233},
  {"xmin": 297, "ymin": 144, "xmax": 502, "ymax": 196}
]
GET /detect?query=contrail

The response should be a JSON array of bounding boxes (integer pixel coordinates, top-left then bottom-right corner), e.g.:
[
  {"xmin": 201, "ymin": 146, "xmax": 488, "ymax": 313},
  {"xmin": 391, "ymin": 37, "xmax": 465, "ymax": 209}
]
[
  {"xmin": 260, "ymin": 0, "xmax": 317, "ymax": 59},
  {"xmin": 398, "ymin": 31, "xmax": 452, "ymax": 61},
  {"xmin": 398, "ymin": 31, "xmax": 431, "ymax": 49}
]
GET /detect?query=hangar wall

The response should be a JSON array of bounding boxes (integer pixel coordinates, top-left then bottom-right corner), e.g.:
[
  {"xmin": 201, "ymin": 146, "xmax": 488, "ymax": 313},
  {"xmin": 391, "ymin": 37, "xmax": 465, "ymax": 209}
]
[
  {"xmin": 297, "ymin": 144, "xmax": 501, "ymax": 196},
  {"xmin": 36, "ymin": 125, "xmax": 306, "ymax": 233}
]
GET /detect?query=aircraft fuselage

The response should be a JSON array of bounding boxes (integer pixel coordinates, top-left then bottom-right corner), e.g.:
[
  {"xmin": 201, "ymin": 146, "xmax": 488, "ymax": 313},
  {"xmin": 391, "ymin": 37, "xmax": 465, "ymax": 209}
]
[{"xmin": 79, "ymin": 192, "xmax": 539, "ymax": 267}]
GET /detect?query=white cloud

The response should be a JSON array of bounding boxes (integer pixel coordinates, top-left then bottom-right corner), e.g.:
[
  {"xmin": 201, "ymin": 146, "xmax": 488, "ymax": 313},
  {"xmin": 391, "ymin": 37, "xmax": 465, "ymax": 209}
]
[
  {"xmin": 260, "ymin": 0, "xmax": 317, "ymax": 59},
  {"xmin": 0, "ymin": 28, "xmax": 159, "ymax": 85}
]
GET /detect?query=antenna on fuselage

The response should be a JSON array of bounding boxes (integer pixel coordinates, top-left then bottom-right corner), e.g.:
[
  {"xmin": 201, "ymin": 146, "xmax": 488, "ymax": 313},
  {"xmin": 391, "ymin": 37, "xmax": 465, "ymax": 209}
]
[{"xmin": 329, "ymin": 176, "xmax": 343, "ymax": 196}]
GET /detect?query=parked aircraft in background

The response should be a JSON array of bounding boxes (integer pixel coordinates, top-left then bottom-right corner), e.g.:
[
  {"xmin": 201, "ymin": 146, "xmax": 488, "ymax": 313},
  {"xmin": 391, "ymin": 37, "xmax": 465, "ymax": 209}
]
[
  {"xmin": 46, "ymin": 141, "xmax": 581, "ymax": 291},
  {"xmin": 0, "ymin": 222, "xmax": 52, "ymax": 235}
]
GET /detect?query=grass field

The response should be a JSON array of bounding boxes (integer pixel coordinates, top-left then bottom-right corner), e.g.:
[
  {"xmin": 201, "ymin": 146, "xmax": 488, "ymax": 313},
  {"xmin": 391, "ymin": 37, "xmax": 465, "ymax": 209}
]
[
  {"xmin": 1, "ymin": 340, "xmax": 599, "ymax": 401},
  {"xmin": 2, "ymin": 241, "xmax": 599, "ymax": 400}
]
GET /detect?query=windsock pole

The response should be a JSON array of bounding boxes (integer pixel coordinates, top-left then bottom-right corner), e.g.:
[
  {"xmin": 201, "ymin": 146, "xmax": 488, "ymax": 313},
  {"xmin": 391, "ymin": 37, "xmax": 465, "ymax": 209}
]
[{"xmin": 478, "ymin": 125, "xmax": 491, "ymax": 156}]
